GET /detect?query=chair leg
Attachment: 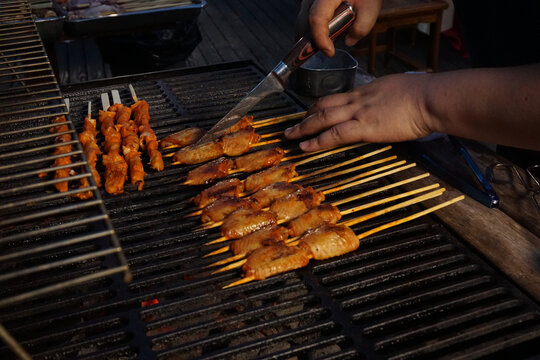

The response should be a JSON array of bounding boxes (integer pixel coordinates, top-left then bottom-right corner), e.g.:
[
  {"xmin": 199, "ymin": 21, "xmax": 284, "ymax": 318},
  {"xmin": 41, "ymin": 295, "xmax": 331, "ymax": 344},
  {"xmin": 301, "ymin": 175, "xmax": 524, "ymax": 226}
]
[
  {"xmin": 428, "ymin": 11, "xmax": 443, "ymax": 71},
  {"xmin": 384, "ymin": 27, "xmax": 396, "ymax": 67},
  {"xmin": 368, "ymin": 31, "xmax": 378, "ymax": 75}
]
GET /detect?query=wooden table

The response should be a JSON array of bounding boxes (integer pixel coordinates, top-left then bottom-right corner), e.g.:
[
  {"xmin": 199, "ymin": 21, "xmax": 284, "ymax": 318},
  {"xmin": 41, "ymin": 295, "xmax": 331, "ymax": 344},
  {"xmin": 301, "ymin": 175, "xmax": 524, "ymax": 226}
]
[{"xmin": 359, "ymin": 0, "xmax": 449, "ymax": 75}]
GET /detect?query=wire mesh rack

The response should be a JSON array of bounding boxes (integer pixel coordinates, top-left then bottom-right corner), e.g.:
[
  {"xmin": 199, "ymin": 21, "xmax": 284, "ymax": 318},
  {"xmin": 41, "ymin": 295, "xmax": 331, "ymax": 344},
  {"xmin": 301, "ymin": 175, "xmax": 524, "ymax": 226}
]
[{"xmin": 0, "ymin": 1, "xmax": 131, "ymax": 358}]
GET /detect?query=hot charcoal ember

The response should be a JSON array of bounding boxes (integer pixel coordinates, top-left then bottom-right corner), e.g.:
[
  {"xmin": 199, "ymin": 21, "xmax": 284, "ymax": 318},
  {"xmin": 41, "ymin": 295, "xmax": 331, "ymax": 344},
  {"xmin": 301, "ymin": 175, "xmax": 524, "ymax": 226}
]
[
  {"xmin": 99, "ymin": 109, "xmax": 128, "ymax": 194},
  {"xmin": 222, "ymin": 127, "xmax": 261, "ymax": 156},
  {"xmin": 287, "ymin": 204, "xmax": 342, "ymax": 237},
  {"xmin": 49, "ymin": 115, "xmax": 74, "ymax": 193},
  {"xmin": 244, "ymin": 163, "xmax": 297, "ymax": 193},
  {"xmin": 131, "ymin": 100, "xmax": 163, "ymax": 171},
  {"xmin": 249, "ymin": 182, "xmax": 302, "ymax": 209},
  {"xmin": 192, "ymin": 178, "xmax": 244, "ymax": 208},
  {"xmin": 298, "ymin": 224, "xmax": 359, "ymax": 260},
  {"xmin": 221, "ymin": 208, "xmax": 277, "ymax": 239},
  {"xmin": 242, "ymin": 245, "xmax": 310, "ymax": 280},
  {"xmin": 78, "ymin": 115, "xmax": 102, "ymax": 188},
  {"xmin": 230, "ymin": 226, "xmax": 290, "ymax": 256},
  {"xmin": 160, "ymin": 127, "xmax": 206, "ymax": 149},
  {"xmin": 173, "ymin": 141, "xmax": 224, "ymax": 165},
  {"xmin": 233, "ymin": 147, "xmax": 285, "ymax": 172},
  {"xmin": 186, "ymin": 157, "xmax": 234, "ymax": 185},
  {"xmin": 111, "ymin": 103, "xmax": 145, "ymax": 190},
  {"xmin": 269, "ymin": 186, "xmax": 325, "ymax": 221},
  {"xmin": 201, "ymin": 196, "xmax": 256, "ymax": 223}
]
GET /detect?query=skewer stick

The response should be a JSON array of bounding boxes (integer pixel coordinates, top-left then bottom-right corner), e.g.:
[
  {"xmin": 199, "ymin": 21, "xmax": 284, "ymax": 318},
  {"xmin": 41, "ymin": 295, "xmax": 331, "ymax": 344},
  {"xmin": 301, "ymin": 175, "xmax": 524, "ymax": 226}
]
[
  {"xmin": 252, "ymin": 112, "xmax": 307, "ymax": 128},
  {"xmin": 222, "ymin": 276, "xmax": 256, "ymax": 289},
  {"xmin": 317, "ymin": 162, "xmax": 415, "ymax": 192},
  {"xmin": 356, "ymin": 195, "xmax": 465, "ymax": 239},
  {"xmin": 129, "ymin": 84, "xmax": 138, "ymax": 102},
  {"xmin": 221, "ymin": 195, "xmax": 465, "ymax": 289},
  {"xmin": 342, "ymin": 188, "xmax": 446, "ymax": 227},
  {"xmin": 212, "ymin": 258, "xmax": 247, "ymax": 275},
  {"xmin": 291, "ymin": 146, "xmax": 391, "ymax": 181},
  {"xmin": 260, "ymin": 131, "xmax": 283, "ymax": 139},
  {"xmin": 302, "ymin": 157, "xmax": 399, "ymax": 186},
  {"xmin": 244, "ymin": 137, "xmax": 283, "ymax": 148},
  {"xmin": 291, "ymin": 143, "xmax": 366, "ymax": 165},
  {"xmin": 205, "ymin": 183, "xmax": 439, "ymax": 265}
]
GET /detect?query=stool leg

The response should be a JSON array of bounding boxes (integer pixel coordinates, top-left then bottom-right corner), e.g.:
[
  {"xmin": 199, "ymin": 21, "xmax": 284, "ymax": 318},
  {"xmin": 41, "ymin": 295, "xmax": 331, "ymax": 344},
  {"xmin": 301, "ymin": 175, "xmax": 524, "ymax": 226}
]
[{"xmin": 429, "ymin": 11, "xmax": 443, "ymax": 71}]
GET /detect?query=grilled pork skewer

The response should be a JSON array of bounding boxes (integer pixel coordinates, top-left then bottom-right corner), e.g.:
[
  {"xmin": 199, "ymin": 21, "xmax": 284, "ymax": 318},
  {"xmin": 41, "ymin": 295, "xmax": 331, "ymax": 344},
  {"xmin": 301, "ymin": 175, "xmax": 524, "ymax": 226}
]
[
  {"xmin": 129, "ymin": 84, "xmax": 164, "ymax": 171},
  {"xmin": 47, "ymin": 115, "xmax": 75, "ymax": 193},
  {"xmin": 78, "ymin": 102, "xmax": 101, "ymax": 188},
  {"xmin": 110, "ymin": 90, "xmax": 145, "ymax": 190},
  {"xmin": 100, "ymin": 94, "xmax": 128, "ymax": 195},
  {"xmin": 221, "ymin": 195, "xmax": 465, "ymax": 289}
]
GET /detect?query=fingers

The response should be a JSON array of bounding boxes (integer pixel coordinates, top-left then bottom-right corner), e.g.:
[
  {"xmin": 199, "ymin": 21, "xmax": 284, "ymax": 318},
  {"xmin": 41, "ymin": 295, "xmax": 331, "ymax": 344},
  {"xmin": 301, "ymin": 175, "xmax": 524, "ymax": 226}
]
[
  {"xmin": 309, "ymin": 0, "xmax": 344, "ymax": 57},
  {"xmin": 344, "ymin": 0, "xmax": 383, "ymax": 46},
  {"xmin": 299, "ymin": 120, "xmax": 361, "ymax": 152},
  {"xmin": 284, "ymin": 94, "xmax": 355, "ymax": 139}
]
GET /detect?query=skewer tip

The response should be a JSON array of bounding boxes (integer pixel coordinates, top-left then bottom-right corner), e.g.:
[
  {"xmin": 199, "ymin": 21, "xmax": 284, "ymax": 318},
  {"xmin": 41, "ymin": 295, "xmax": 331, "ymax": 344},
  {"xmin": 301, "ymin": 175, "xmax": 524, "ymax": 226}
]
[
  {"xmin": 222, "ymin": 276, "xmax": 255, "ymax": 289},
  {"xmin": 205, "ymin": 236, "xmax": 228, "ymax": 246}
]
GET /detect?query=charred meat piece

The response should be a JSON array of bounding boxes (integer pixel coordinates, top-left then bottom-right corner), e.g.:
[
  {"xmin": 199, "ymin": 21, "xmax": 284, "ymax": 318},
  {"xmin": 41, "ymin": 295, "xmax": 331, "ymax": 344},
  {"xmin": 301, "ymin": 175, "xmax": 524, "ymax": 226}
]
[
  {"xmin": 287, "ymin": 204, "xmax": 342, "ymax": 237},
  {"xmin": 244, "ymin": 163, "xmax": 297, "ymax": 193},
  {"xmin": 49, "ymin": 116, "xmax": 74, "ymax": 193},
  {"xmin": 233, "ymin": 147, "xmax": 285, "ymax": 172},
  {"xmin": 222, "ymin": 127, "xmax": 261, "ymax": 156},
  {"xmin": 173, "ymin": 141, "xmax": 224, "ymax": 165},
  {"xmin": 124, "ymin": 150, "xmax": 145, "ymax": 191},
  {"xmin": 249, "ymin": 182, "xmax": 302, "ymax": 209},
  {"xmin": 230, "ymin": 226, "xmax": 289, "ymax": 256},
  {"xmin": 78, "ymin": 115, "xmax": 101, "ymax": 188},
  {"xmin": 131, "ymin": 100, "xmax": 163, "ymax": 171},
  {"xmin": 269, "ymin": 186, "xmax": 325, "ymax": 221},
  {"xmin": 160, "ymin": 127, "xmax": 206, "ymax": 149},
  {"xmin": 221, "ymin": 208, "xmax": 277, "ymax": 239},
  {"xmin": 109, "ymin": 103, "xmax": 131, "ymax": 127},
  {"xmin": 201, "ymin": 196, "xmax": 256, "ymax": 223},
  {"xmin": 298, "ymin": 224, "xmax": 358, "ymax": 260},
  {"xmin": 192, "ymin": 178, "xmax": 244, "ymax": 208},
  {"xmin": 242, "ymin": 245, "xmax": 310, "ymax": 280},
  {"xmin": 226, "ymin": 115, "xmax": 254, "ymax": 133},
  {"xmin": 102, "ymin": 152, "xmax": 128, "ymax": 195},
  {"xmin": 186, "ymin": 157, "xmax": 234, "ymax": 185}
]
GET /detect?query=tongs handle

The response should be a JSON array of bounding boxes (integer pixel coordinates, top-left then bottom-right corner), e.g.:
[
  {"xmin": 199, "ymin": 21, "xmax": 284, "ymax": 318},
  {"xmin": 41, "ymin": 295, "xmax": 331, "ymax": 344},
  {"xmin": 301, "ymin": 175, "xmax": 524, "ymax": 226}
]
[{"xmin": 282, "ymin": 2, "xmax": 355, "ymax": 71}]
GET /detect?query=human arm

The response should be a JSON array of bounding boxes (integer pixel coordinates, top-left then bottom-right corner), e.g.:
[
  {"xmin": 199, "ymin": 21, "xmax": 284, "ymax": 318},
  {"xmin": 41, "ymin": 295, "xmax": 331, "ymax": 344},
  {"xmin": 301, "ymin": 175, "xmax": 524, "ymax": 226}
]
[
  {"xmin": 284, "ymin": 63, "xmax": 540, "ymax": 151},
  {"xmin": 296, "ymin": 0, "xmax": 383, "ymax": 57}
]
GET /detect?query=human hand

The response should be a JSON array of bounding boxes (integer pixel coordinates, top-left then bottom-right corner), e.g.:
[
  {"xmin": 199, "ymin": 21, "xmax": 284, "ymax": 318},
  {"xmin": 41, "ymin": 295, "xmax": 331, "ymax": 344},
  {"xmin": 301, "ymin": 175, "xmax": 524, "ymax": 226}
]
[
  {"xmin": 296, "ymin": 0, "xmax": 383, "ymax": 57},
  {"xmin": 284, "ymin": 73, "xmax": 435, "ymax": 152}
]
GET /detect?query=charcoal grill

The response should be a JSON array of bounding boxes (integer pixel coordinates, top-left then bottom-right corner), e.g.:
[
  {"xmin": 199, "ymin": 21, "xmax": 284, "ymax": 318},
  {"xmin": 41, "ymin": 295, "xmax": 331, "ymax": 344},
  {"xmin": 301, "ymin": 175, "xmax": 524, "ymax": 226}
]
[{"xmin": 2, "ymin": 2, "xmax": 540, "ymax": 359}]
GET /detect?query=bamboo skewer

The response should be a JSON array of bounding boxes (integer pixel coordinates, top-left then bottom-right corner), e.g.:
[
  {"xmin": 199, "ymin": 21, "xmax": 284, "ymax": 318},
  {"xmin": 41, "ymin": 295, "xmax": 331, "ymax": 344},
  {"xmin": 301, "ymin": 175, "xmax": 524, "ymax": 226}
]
[
  {"xmin": 252, "ymin": 112, "xmax": 307, "ymax": 128},
  {"xmin": 204, "ymin": 183, "xmax": 440, "ymax": 265},
  {"xmin": 163, "ymin": 136, "xmax": 284, "ymax": 158},
  {"xmin": 221, "ymin": 195, "xmax": 465, "ymax": 288}
]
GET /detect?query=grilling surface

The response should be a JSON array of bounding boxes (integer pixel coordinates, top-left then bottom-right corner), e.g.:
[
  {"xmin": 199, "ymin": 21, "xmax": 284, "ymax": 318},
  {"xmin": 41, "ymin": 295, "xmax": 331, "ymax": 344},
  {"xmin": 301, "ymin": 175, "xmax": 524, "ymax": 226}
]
[{"xmin": 1, "ymin": 62, "xmax": 540, "ymax": 359}]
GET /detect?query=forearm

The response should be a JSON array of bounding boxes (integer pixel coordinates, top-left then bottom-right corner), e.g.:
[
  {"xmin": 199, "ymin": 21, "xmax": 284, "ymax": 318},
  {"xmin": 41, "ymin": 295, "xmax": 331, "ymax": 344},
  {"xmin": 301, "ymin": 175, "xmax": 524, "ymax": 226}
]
[{"xmin": 424, "ymin": 63, "xmax": 540, "ymax": 150}]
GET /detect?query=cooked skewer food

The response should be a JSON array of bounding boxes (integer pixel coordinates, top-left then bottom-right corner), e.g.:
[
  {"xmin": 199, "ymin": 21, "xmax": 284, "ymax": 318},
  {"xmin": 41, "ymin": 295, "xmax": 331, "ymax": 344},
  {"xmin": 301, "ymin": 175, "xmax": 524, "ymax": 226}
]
[
  {"xmin": 129, "ymin": 85, "xmax": 164, "ymax": 171},
  {"xmin": 48, "ymin": 115, "xmax": 75, "ymax": 193},
  {"xmin": 160, "ymin": 127, "xmax": 207, "ymax": 149},
  {"xmin": 100, "ymin": 94, "xmax": 128, "ymax": 195},
  {"xmin": 110, "ymin": 90, "xmax": 145, "ymax": 190},
  {"xmin": 221, "ymin": 195, "xmax": 465, "ymax": 288},
  {"xmin": 78, "ymin": 102, "xmax": 101, "ymax": 188}
]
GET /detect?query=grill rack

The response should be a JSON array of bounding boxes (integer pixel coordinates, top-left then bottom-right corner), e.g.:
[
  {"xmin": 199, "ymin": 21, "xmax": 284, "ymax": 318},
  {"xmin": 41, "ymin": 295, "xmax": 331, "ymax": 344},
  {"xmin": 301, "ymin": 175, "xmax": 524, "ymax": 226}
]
[
  {"xmin": 0, "ymin": 62, "xmax": 535, "ymax": 359},
  {"xmin": 0, "ymin": 1, "xmax": 131, "ymax": 358}
]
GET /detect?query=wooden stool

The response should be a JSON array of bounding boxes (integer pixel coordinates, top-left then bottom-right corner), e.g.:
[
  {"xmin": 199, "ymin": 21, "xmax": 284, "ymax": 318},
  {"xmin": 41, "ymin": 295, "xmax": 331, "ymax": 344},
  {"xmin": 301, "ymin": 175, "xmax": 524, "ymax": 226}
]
[{"xmin": 359, "ymin": 0, "xmax": 449, "ymax": 75}]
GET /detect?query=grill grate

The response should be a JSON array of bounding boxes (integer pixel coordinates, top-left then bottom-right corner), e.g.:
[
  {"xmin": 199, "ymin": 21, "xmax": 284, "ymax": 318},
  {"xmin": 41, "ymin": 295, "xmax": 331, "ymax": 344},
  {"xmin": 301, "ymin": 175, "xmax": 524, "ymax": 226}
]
[
  {"xmin": 1, "ymin": 62, "xmax": 537, "ymax": 359},
  {"xmin": 0, "ymin": 2, "xmax": 130, "ymax": 358}
]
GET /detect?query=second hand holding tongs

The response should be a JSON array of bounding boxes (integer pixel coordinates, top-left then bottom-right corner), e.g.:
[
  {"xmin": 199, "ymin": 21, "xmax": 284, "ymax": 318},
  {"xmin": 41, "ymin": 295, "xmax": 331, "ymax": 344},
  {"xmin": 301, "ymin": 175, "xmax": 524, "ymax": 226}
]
[{"xmin": 194, "ymin": 2, "xmax": 356, "ymax": 146}]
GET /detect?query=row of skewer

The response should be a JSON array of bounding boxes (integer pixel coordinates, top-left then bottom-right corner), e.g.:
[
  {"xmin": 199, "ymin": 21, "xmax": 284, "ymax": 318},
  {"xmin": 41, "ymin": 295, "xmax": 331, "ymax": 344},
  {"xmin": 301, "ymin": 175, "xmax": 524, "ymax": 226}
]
[{"xmin": 163, "ymin": 111, "xmax": 465, "ymax": 289}]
